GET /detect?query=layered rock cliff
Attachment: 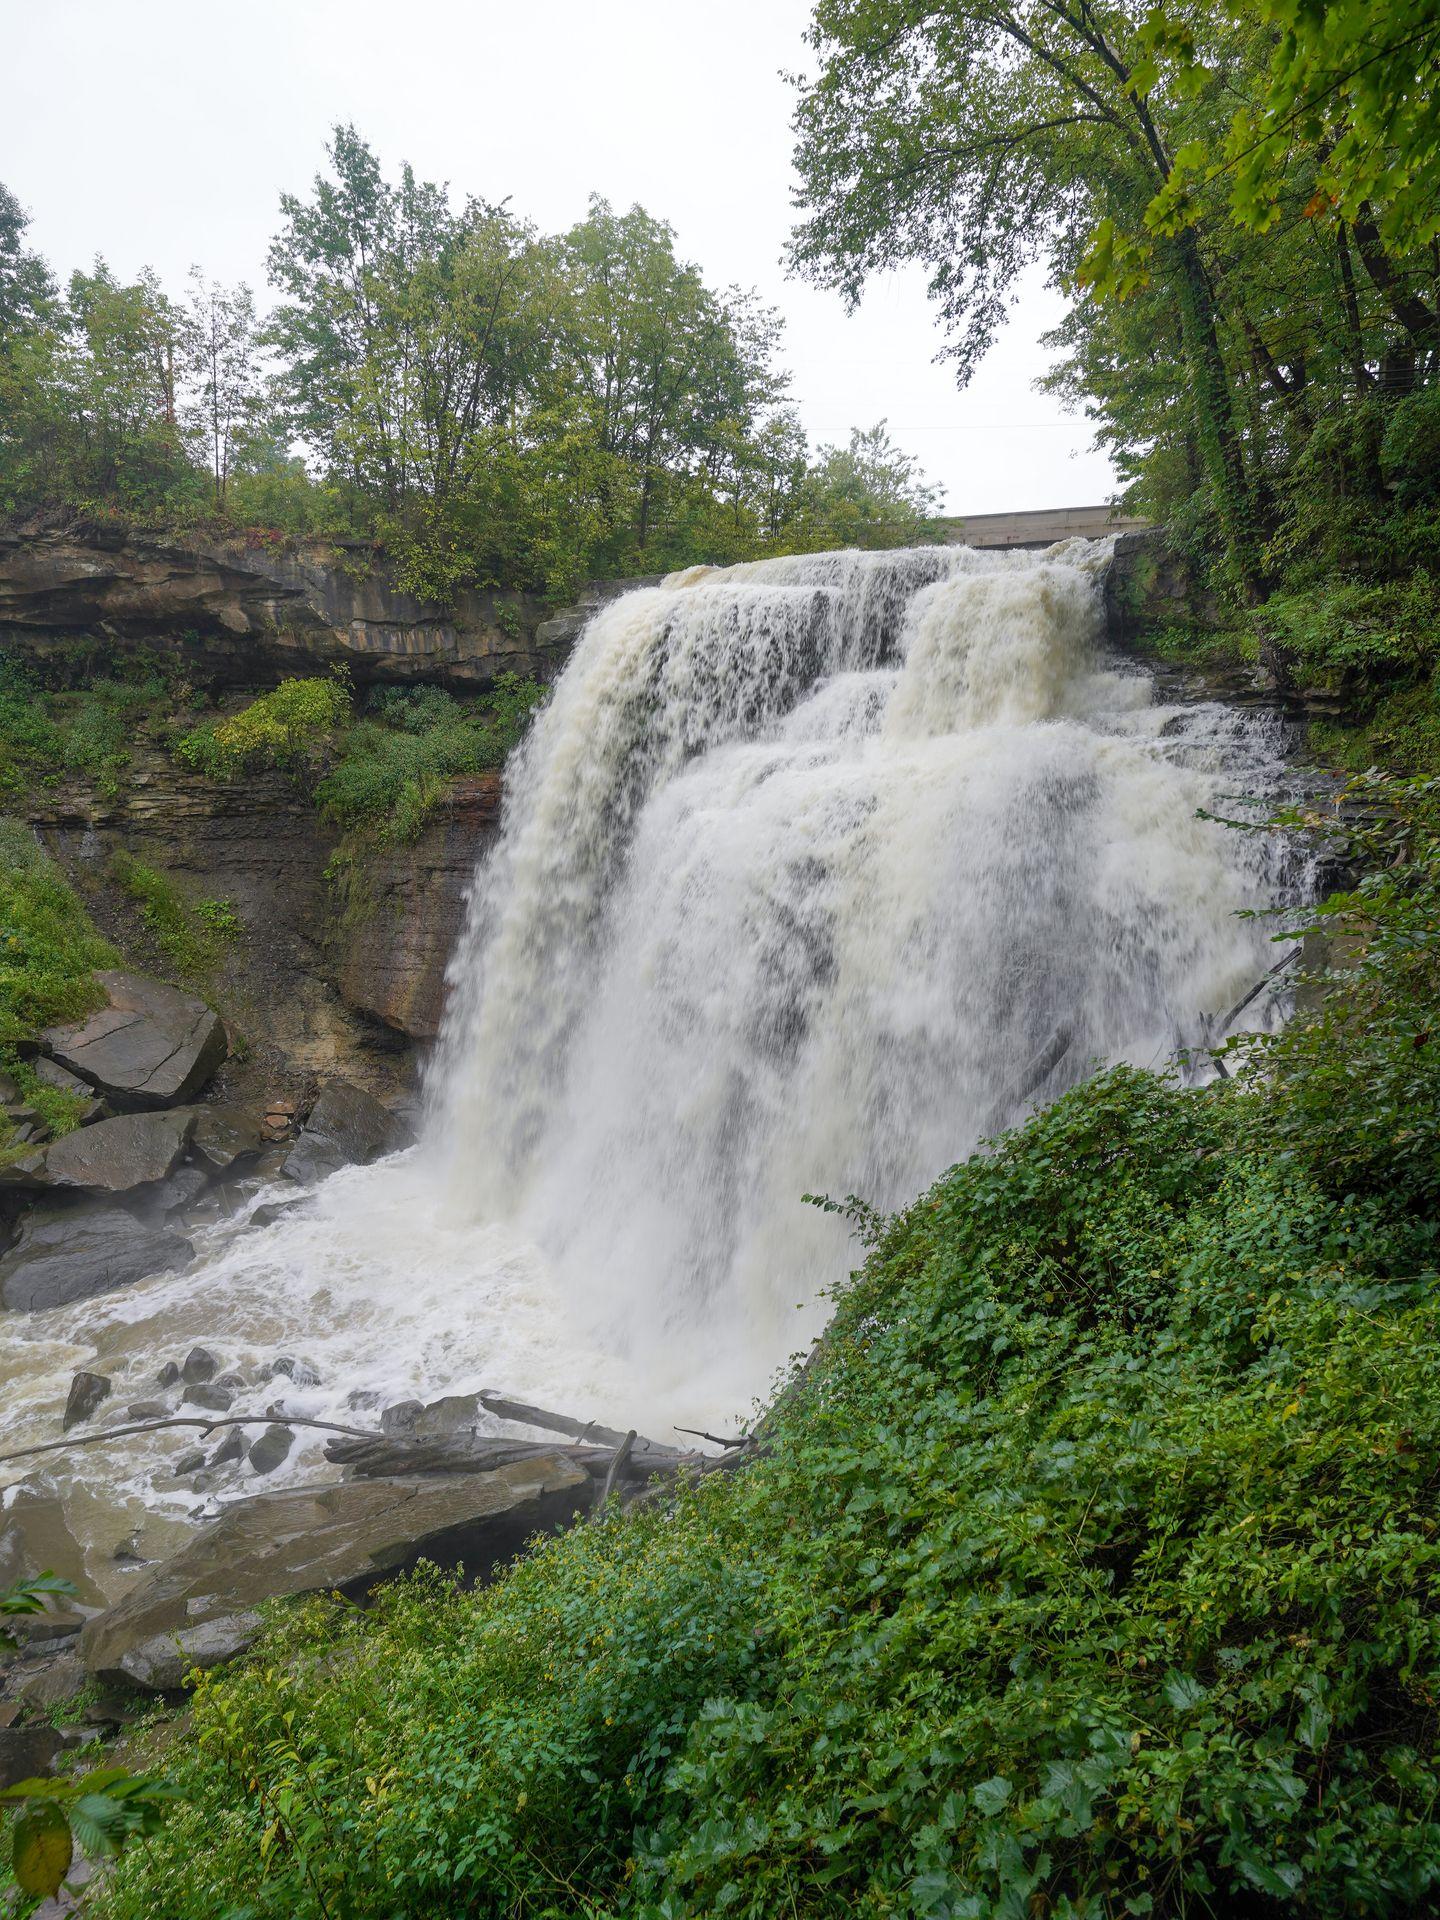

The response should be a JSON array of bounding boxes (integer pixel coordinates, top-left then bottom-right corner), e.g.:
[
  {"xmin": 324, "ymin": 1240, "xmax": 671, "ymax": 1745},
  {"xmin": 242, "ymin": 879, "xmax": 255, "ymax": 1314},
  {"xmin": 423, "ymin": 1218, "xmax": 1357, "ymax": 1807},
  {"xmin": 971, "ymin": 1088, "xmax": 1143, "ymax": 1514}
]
[{"xmin": 0, "ymin": 513, "xmax": 639, "ymax": 693}]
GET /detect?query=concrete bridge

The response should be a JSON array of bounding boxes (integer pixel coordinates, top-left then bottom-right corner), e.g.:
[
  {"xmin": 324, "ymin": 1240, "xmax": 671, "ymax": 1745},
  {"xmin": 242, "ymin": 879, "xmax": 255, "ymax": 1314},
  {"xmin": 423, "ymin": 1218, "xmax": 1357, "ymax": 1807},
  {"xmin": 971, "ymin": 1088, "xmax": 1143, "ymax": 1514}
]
[{"xmin": 936, "ymin": 505, "xmax": 1150, "ymax": 549}]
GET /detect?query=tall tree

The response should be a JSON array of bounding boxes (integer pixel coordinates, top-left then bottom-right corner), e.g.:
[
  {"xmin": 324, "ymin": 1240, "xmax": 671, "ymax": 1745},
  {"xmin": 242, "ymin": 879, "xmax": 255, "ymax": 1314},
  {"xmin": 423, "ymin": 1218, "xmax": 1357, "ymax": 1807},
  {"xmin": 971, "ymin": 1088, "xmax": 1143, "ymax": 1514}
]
[
  {"xmin": 183, "ymin": 272, "xmax": 264, "ymax": 510},
  {"xmin": 788, "ymin": 0, "xmax": 1266, "ymax": 589}
]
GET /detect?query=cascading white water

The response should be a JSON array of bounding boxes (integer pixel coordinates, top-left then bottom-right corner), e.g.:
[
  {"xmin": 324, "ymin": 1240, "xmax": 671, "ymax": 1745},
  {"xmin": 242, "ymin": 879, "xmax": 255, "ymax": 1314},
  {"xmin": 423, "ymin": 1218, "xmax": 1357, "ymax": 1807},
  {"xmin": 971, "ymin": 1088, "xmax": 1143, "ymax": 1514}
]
[
  {"xmin": 0, "ymin": 541, "xmax": 1298, "ymax": 1581},
  {"xmin": 427, "ymin": 540, "xmax": 1292, "ymax": 1402}
]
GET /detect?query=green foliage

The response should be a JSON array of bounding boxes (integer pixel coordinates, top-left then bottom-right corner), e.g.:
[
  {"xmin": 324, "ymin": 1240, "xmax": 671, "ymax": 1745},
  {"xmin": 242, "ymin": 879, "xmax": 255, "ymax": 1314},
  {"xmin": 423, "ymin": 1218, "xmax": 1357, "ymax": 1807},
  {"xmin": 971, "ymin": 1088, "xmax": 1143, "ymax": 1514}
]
[
  {"xmin": 91, "ymin": 771, "xmax": 1440, "ymax": 1919},
  {"xmin": 4, "ymin": 1768, "xmax": 183, "ymax": 1911},
  {"xmin": 1226, "ymin": 774, "xmax": 1440, "ymax": 1209},
  {"xmin": 1134, "ymin": 620, "xmax": 1257, "ymax": 674},
  {"xmin": 0, "ymin": 819, "xmax": 115, "ymax": 1049},
  {"xmin": 0, "ymin": 1574, "xmax": 77, "ymax": 1649},
  {"xmin": 316, "ymin": 674, "xmax": 544, "ymax": 842},
  {"xmin": 1256, "ymin": 572, "xmax": 1440, "ymax": 692},
  {"xmin": 1311, "ymin": 676, "xmax": 1440, "ymax": 778},
  {"xmin": 176, "ymin": 675, "xmax": 351, "ymax": 780},
  {"xmin": 193, "ymin": 898, "xmax": 242, "ymax": 939},
  {"xmin": 1137, "ymin": 0, "xmax": 1440, "ymax": 260},
  {"xmin": 0, "ymin": 655, "xmax": 177, "ymax": 802},
  {"xmin": 107, "ymin": 852, "xmax": 226, "ymax": 977}
]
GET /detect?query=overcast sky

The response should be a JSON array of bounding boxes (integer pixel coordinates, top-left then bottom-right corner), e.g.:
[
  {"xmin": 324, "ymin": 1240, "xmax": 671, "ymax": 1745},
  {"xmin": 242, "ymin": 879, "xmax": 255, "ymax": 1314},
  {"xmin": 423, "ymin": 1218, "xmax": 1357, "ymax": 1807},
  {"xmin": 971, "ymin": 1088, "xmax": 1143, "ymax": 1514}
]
[{"xmin": 6, "ymin": 0, "xmax": 1117, "ymax": 516}]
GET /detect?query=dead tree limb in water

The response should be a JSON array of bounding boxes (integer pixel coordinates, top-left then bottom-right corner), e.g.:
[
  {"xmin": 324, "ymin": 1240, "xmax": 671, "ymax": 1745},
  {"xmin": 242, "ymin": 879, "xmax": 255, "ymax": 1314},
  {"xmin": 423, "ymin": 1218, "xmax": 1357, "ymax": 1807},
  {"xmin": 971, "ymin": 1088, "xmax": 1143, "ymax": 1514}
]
[
  {"xmin": 1213, "ymin": 944, "xmax": 1301, "ymax": 1040},
  {"xmin": 674, "ymin": 1426, "xmax": 751, "ymax": 1451},
  {"xmin": 0, "ymin": 1413, "xmax": 386, "ymax": 1468},
  {"xmin": 477, "ymin": 1392, "xmax": 680, "ymax": 1455}
]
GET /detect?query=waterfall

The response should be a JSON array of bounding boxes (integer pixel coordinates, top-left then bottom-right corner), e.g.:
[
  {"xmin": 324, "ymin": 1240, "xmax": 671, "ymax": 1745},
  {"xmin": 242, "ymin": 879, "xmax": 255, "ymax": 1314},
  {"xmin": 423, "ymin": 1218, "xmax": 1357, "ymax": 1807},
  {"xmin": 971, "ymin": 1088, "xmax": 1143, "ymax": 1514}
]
[
  {"xmin": 0, "ymin": 541, "xmax": 1297, "ymax": 1539},
  {"xmin": 424, "ymin": 540, "xmax": 1290, "ymax": 1407}
]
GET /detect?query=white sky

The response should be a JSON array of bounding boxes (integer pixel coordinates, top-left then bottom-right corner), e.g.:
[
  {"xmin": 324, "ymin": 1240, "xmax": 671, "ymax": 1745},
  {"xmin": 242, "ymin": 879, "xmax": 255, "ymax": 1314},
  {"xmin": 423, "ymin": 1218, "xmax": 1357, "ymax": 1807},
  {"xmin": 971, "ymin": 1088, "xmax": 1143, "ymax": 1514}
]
[{"xmin": 5, "ymin": 0, "xmax": 1117, "ymax": 516}]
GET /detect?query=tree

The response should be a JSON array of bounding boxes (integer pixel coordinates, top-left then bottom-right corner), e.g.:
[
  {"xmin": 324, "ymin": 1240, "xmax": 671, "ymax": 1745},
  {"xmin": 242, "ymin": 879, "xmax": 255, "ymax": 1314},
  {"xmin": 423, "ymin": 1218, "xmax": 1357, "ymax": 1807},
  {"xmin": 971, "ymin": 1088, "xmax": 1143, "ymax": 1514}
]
[
  {"xmin": 788, "ymin": 0, "xmax": 1266, "ymax": 590},
  {"xmin": 560, "ymin": 198, "xmax": 788, "ymax": 556},
  {"xmin": 183, "ymin": 272, "xmax": 264, "ymax": 511},
  {"xmin": 0, "ymin": 182, "xmax": 55, "ymax": 344},
  {"xmin": 801, "ymin": 420, "xmax": 943, "ymax": 548}
]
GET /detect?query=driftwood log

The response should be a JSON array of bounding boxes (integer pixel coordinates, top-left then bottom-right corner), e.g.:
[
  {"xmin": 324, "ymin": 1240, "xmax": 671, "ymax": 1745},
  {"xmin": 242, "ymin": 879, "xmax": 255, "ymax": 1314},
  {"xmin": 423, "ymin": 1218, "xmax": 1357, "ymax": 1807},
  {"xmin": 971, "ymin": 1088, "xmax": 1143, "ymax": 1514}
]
[{"xmin": 0, "ymin": 1390, "xmax": 740, "ymax": 1519}]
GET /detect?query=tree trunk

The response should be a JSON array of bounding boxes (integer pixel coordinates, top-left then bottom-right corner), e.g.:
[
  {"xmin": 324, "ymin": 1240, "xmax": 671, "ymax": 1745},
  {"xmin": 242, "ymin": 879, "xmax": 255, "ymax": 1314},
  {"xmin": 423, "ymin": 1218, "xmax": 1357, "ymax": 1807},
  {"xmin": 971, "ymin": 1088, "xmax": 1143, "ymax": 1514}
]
[
  {"xmin": 1171, "ymin": 231, "xmax": 1263, "ymax": 598},
  {"xmin": 1335, "ymin": 224, "xmax": 1374, "ymax": 393}
]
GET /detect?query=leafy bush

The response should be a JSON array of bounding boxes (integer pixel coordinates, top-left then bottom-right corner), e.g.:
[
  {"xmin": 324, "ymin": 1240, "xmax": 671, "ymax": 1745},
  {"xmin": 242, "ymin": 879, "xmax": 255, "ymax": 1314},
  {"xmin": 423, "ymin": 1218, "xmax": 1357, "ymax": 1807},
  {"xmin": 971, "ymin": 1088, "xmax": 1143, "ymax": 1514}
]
[
  {"xmin": 1252, "ymin": 572, "xmax": 1440, "ymax": 695},
  {"xmin": 0, "ymin": 819, "xmax": 116, "ymax": 1048},
  {"xmin": 107, "ymin": 852, "xmax": 226, "ymax": 977},
  {"xmin": 316, "ymin": 674, "xmax": 544, "ymax": 843},
  {"xmin": 0, "ymin": 660, "xmax": 172, "ymax": 802},
  {"xmin": 176, "ymin": 675, "xmax": 351, "ymax": 780},
  {"xmin": 93, "ymin": 778, "xmax": 1440, "ymax": 1920}
]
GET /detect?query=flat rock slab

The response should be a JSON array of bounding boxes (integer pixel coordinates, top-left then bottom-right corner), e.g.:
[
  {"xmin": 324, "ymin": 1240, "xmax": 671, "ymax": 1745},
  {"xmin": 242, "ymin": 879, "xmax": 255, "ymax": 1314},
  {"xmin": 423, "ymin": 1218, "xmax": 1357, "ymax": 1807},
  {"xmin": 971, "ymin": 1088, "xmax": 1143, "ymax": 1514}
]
[
  {"xmin": 42, "ymin": 971, "xmax": 227, "ymax": 1110},
  {"xmin": 0, "ymin": 1200, "xmax": 193, "ymax": 1311},
  {"xmin": 80, "ymin": 1455, "xmax": 591, "ymax": 1688},
  {"xmin": 32, "ymin": 1108, "xmax": 197, "ymax": 1195},
  {"xmin": 281, "ymin": 1078, "xmax": 415, "ymax": 1184}
]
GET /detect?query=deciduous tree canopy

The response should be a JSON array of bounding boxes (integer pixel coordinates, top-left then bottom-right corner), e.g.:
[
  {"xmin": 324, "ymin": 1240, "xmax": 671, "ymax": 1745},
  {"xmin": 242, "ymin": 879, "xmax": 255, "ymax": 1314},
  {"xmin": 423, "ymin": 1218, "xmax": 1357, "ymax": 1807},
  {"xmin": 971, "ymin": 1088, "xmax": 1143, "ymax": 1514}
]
[{"xmin": 0, "ymin": 131, "xmax": 942, "ymax": 599}]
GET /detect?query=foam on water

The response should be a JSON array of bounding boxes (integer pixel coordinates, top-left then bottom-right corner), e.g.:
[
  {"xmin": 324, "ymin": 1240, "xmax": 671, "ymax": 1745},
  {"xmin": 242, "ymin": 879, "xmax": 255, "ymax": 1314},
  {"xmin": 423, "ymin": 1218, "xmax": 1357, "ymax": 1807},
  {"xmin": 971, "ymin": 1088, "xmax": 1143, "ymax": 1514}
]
[{"xmin": 0, "ymin": 542, "xmax": 1299, "ymax": 1586}]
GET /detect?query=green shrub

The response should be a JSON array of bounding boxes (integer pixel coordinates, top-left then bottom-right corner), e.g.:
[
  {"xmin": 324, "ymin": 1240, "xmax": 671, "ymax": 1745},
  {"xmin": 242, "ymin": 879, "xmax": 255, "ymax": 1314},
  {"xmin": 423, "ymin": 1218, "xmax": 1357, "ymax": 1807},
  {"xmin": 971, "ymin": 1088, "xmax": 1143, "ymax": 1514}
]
[
  {"xmin": 1250, "ymin": 572, "xmax": 1440, "ymax": 695},
  {"xmin": 194, "ymin": 898, "xmax": 243, "ymax": 939},
  {"xmin": 176, "ymin": 675, "xmax": 352, "ymax": 780},
  {"xmin": 316, "ymin": 674, "xmax": 544, "ymax": 843},
  {"xmin": 0, "ymin": 819, "xmax": 116, "ymax": 1048},
  {"xmin": 0, "ymin": 659, "xmax": 178, "ymax": 802}
]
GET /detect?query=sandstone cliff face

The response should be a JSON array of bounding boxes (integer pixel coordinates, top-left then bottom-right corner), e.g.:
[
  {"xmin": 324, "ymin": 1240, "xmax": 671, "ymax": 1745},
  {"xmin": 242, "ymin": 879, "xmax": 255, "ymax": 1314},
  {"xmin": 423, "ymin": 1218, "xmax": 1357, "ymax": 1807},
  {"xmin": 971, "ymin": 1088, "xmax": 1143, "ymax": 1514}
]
[
  {"xmin": 333, "ymin": 775, "xmax": 503, "ymax": 1039},
  {"xmin": 0, "ymin": 516, "xmax": 635, "ymax": 693},
  {"xmin": 26, "ymin": 752, "xmax": 503, "ymax": 1090}
]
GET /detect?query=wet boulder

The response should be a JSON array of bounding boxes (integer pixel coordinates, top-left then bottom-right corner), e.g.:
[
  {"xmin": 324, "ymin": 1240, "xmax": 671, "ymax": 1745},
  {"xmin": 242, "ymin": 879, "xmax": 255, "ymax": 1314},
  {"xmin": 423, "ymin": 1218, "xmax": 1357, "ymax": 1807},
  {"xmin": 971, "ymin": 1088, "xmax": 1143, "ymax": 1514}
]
[
  {"xmin": 247, "ymin": 1424, "xmax": 294, "ymax": 1476},
  {"xmin": 0, "ymin": 1483, "xmax": 104, "ymax": 1608},
  {"xmin": 189, "ymin": 1103, "xmax": 265, "ymax": 1175},
  {"xmin": 42, "ymin": 971, "xmax": 227, "ymax": 1111},
  {"xmin": 281, "ymin": 1079, "xmax": 415, "ymax": 1184},
  {"xmin": 0, "ymin": 1201, "xmax": 193, "ymax": 1311},
  {"xmin": 0, "ymin": 1725, "xmax": 64, "ymax": 1789},
  {"xmin": 62, "ymin": 1370, "xmax": 112, "ymax": 1431},
  {"xmin": 181, "ymin": 1347, "xmax": 218, "ymax": 1384},
  {"xmin": 155, "ymin": 1164, "xmax": 213, "ymax": 1215},
  {"xmin": 28, "ymin": 1108, "xmax": 198, "ymax": 1196},
  {"xmin": 80, "ymin": 1455, "xmax": 591, "ymax": 1688},
  {"xmin": 248, "ymin": 1197, "xmax": 306, "ymax": 1230}
]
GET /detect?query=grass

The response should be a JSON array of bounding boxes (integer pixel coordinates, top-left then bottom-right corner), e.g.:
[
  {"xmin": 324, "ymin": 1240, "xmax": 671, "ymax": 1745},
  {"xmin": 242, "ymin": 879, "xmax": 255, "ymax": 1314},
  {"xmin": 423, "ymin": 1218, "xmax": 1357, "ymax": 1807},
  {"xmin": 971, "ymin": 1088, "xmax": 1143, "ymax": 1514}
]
[
  {"xmin": 0, "ymin": 819, "xmax": 117, "ymax": 1049},
  {"xmin": 0, "ymin": 818, "xmax": 117, "ymax": 1154},
  {"xmin": 107, "ymin": 852, "xmax": 239, "ymax": 978}
]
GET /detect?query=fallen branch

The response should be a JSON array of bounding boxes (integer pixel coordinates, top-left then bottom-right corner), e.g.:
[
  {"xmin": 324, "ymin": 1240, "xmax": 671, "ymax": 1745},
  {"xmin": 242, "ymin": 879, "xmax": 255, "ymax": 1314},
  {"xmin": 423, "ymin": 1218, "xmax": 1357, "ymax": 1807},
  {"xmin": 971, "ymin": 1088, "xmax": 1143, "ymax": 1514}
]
[
  {"xmin": 599, "ymin": 1431, "xmax": 637, "ymax": 1512},
  {"xmin": 0, "ymin": 1413, "xmax": 386, "ymax": 1469},
  {"xmin": 1213, "ymin": 945, "xmax": 1301, "ymax": 1040},
  {"xmin": 1013, "ymin": 1024, "xmax": 1075, "ymax": 1104},
  {"xmin": 477, "ymin": 1392, "xmax": 679, "ymax": 1456},
  {"xmin": 674, "ymin": 1426, "xmax": 751, "ymax": 1451},
  {"xmin": 324, "ymin": 1432, "xmax": 703, "ymax": 1483}
]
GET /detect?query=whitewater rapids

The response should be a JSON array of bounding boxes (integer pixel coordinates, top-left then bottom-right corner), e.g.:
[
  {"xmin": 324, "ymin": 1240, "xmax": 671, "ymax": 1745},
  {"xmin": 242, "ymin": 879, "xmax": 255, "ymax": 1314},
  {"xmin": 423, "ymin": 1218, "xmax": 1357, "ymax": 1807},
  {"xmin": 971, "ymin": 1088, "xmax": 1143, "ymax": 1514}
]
[{"xmin": 0, "ymin": 542, "xmax": 1297, "ymax": 1580}]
